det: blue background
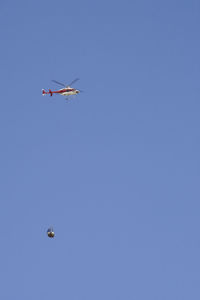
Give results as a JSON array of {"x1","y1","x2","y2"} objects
[{"x1": 0, "y1": 0, "x2": 200, "y2": 299}]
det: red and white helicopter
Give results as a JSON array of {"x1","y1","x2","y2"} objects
[{"x1": 42, "y1": 78, "x2": 81, "y2": 99}]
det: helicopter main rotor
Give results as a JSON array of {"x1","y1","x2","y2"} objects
[{"x1": 52, "y1": 78, "x2": 80, "y2": 88}]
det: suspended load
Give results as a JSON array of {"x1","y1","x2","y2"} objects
[{"x1": 47, "y1": 227, "x2": 55, "y2": 238}]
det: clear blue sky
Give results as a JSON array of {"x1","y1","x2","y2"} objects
[{"x1": 0, "y1": 0, "x2": 200, "y2": 299}]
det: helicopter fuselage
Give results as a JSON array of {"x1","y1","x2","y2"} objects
[{"x1": 42, "y1": 87, "x2": 80, "y2": 97}]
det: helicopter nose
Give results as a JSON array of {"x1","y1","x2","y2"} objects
[{"x1": 76, "y1": 90, "x2": 80, "y2": 94}]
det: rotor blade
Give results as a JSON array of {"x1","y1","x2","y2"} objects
[
  {"x1": 68, "y1": 78, "x2": 80, "y2": 87},
  {"x1": 52, "y1": 80, "x2": 66, "y2": 87}
]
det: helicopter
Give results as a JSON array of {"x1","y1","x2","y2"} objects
[
  {"x1": 47, "y1": 227, "x2": 55, "y2": 238},
  {"x1": 42, "y1": 78, "x2": 81, "y2": 99}
]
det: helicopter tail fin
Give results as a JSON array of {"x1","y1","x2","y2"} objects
[
  {"x1": 42, "y1": 89, "x2": 53, "y2": 96},
  {"x1": 42, "y1": 89, "x2": 47, "y2": 95}
]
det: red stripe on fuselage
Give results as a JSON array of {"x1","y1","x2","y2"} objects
[{"x1": 52, "y1": 88, "x2": 75, "y2": 94}]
